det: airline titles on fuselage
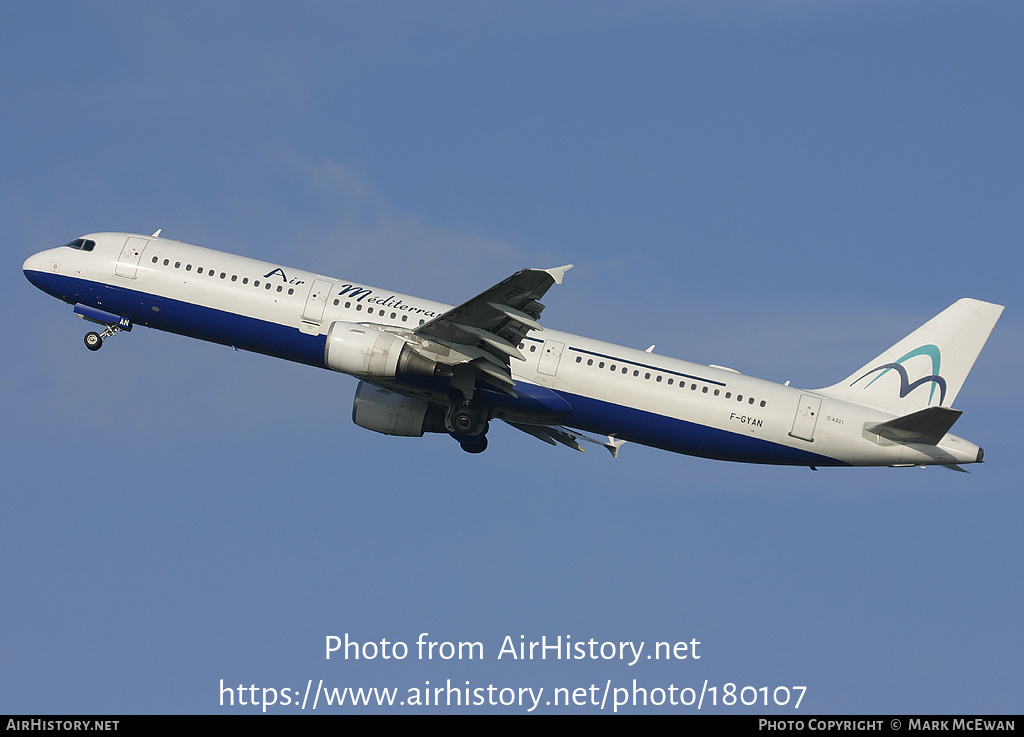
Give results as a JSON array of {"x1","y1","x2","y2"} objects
[{"x1": 261, "y1": 267, "x2": 442, "y2": 318}]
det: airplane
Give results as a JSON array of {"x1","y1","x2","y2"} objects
[{"x1": 23, "y1": 231, "x2": 1003, "y2": 468}]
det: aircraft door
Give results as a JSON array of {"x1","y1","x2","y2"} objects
[
  {"x1": 302, "y1": 279, "x2": 334, "y2": 323},
  {"x1": 538, "y1": 340, "x2": 565, "y2": 376},
  {"x1": 789, "y1": 394, "x2": 821, "y2": 442},
  {"x1": 114, "y1": 237, "x2": 149, "y2": 278}
]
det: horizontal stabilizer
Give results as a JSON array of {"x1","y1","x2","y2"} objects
[{"x1": 866, "y1": 406, "x2": 963, "y2": 445}]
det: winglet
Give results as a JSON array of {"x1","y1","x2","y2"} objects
[{"x1": 544, "y1": 264, "x2": 574, "y2": 285}]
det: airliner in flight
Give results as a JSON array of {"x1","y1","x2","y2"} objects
[{"x1": 23, "y1": 231, "x2": 1003, "y2": 468}]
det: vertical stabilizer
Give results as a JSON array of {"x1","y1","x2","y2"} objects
[{"x1": 816, "y1": 298, "x2": 1003, "y2": 415}]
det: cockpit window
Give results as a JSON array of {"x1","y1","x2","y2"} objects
[{"x1": 63, "y1": 238, "x2": 96, "y2": 252}]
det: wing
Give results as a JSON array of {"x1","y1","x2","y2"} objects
[
  {"x1": 504, "y1": 421, "x2": 626, "y2": 458},
  {"x1": 413, "y1": 265, "x2": 573, "y2": 394}
]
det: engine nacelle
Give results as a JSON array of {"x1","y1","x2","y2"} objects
[
  {"x1": 352, "y1": 381, "x2": 445, "y2": 437},
  {"x1": 324, "y1": 321, "x2": 437, "y2": 378}
]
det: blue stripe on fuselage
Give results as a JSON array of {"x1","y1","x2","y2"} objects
[{"x1": 554, "y1": 390, "x2": 846, "y2": 466}]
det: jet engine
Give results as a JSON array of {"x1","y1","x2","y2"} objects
[
  {"x1": 351, "y1": 381, "x2": 446, "y2": 437},
  {"x1": 325, "y1": 321, "x2": 437, "y2": 378}
]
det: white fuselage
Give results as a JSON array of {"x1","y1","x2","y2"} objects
[{"x1": 23, "y1": 233, "x2": 985, "y2": 467}]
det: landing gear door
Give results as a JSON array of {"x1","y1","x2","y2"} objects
[
  {"x1": 114, "y1": 237, "x2": 149, "y2": 278},
  {"x1": 789, "y1": 394, "x2": 821, "y2": 442},
  {"x1": 301, "y1": 279, "x2": 334, "y2": 328}
]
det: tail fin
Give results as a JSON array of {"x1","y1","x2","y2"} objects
[{"x1": 816, "y1": 298, "x2": 1003, "y2": 415}]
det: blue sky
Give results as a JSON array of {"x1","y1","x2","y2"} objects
[{"x1": 2, "y1": 1, "x2": 1021, "y2": 714}]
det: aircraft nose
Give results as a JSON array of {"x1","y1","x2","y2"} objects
[
  {"x1": 23, "y1": 251, "x2": 46, "y2": 272},
  {"x1": 23, "y1": 251, "x2": 52, "y2": 289}
]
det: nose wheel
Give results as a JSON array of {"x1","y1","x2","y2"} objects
[{"x1": 83, "y1": 323, "x2": 124, "y2": 351}]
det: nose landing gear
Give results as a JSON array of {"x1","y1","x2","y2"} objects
[
  {"x1": 84, "y1": 331, "x2": 103, "y2": 351},
  {"x1": 73, "y1": 305, "x2": 132, "y2": 352},
  {"x1": 82, "y1": 322, "x2": 125, "y2": 351}
]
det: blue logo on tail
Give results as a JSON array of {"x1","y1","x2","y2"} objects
[{"x1": 852, "y1": 344, "x2": 947, "y2": 405}]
